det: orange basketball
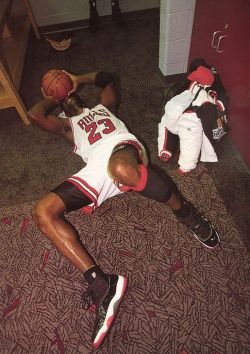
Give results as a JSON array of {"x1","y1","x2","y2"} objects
[{"x1": 42, "y1": 69, "x2": 73, "y2": 101}]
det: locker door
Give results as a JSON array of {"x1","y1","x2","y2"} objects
[{"x1": 189, "y1": 0, "x2": 250, "y2": 167}]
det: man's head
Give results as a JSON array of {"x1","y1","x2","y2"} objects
[
  {"x1": 108, "y1": 144, "x2": 148, "y2": 187},
  {"x1": 108, "y1": 149, "x2": 141, "y2": 187},
  {"x1": 61, "y1": 93, "x2": 86, "y2": 117}
]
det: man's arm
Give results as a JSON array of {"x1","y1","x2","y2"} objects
[
  {"x1": 95, "y1": 72, "x2": 120, "y2": 114},
  {"x1": 28, "y1": 98, "x2": 73, "y2": 143},
  {"x1": 65, "y1": 70, "x2": 120, "y2": 115},
  {"x1": 65, "y1": 71, "x2": 97, "y2": 93}
]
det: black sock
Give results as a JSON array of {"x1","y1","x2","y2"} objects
[
  {"x1": 84, "y1": 265, "x2": 107, "y2": 285},
  {"x1": 174, "y1": 202, "x2": 191, "y2": 218}
]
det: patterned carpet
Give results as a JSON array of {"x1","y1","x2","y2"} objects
[{"x1": 1, "y1": 165, "x2": 250, "y2": 354}]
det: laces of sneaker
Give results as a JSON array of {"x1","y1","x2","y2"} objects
[
  {"x1": 180, "y1": 205, "x2": 212, "y2": 241},
  {"x1": 193, "y1": 217, "x2": 213, "y2": 241}
]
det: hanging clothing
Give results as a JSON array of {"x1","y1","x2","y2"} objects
[{"x1": 158, "y1": 84, "x2": 227, "y2": 172}]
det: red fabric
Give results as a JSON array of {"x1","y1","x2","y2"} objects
[
  {"x1": 130, "y1": 164, "x2": 148, "y2": 192},
  {"x1": 176, "y1": 168, "x2": 189, "y2": 175},
  {"x1": 160, "y1": 150, "x2": 172, "y2": 162},
  {"x1": 187, "y1": 66, "x2": 214, "y2": 86}
]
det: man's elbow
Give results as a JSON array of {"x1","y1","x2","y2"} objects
[{"x1": 27, "y1": 110, "x2": 40, "y2": 125}]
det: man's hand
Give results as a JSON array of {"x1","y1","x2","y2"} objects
[
  {"x1": 62, "y1": 70, "x2": 98, "y2": 96},
  {"x1": 62, "y1": 70, "x2": 78, "y2": 96},
  {"x1": 41, "y1": 87, "x2": 59, "y2": 103}
]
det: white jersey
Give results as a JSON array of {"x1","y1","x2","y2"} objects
[
  {"x1": 68, "y1": 104, "x2": 136, "y2": 163},
  {"x1": 59, "y1": 104, "x2": 146, "y2": 214}
]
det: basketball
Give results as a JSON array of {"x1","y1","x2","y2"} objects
[{"x1": 42, "y1": 69, "x2": 73, "y2": 101}]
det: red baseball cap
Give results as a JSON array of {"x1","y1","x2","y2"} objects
[{"x1": 187, "y1": 66, "x2": 214, "y2": 86}]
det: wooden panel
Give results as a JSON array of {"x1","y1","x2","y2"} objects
[
  {"x1": 0, "y1": 15, "x2": 31, "y2": 89},
  {"x1": 0, "y1": 81, "x2": 13, "y2": 108},
  {"x1": 0, "y1": 0, "x2": 32, "y2": 126},
  {"x1": 0, "y1": 61, "x2": 30, "y2": 125}
]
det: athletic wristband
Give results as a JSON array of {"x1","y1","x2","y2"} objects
[{"x1": 95, "y1": 71, "x2": 115, "y2": 88}]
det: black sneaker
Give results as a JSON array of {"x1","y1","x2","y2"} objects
[
  {"x1": 177, "y1": 202, "x2": 220, "y2": 249},
  {"x1": 83, "y1": 274, "x2": 128, "y2": 349}
]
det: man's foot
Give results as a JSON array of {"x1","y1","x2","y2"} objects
[
  {"x1": 177, "y1": 202, "x2": 220, "y2": 248},
  {"x1": 83, "y1": 274, "x2": 128, "y2": 349}
]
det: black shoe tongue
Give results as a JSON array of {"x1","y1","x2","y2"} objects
[{"x1": 91, "y1": 277, "x2": 109, "y2": 305}]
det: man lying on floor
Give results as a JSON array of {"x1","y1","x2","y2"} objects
[{"x1": 28, "y1": 69, "x2": 220, "y2": 349}]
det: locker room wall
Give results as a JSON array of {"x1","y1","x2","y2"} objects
[{"x1": 11, "y1": 0, "x2": 159, "y2": 27}]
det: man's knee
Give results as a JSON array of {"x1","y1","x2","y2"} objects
[
  {"x1": 139, "y1": 166, "x2": 175, "y2": 203},
  {"x1": 32, "y1": 193, "x2": 65, "y2": 230},
  {"x1": 32, "y1": 202, "x2": 51, "y2": 233}
]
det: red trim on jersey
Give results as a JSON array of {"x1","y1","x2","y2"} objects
[
  {"x1": 113, "y1": 140, "x2": 144, "y2": 163},
  {"x1": 118, "y1": 185, "x2": 132, "y2": 192},
  {"x1": 70, "y1": 176, "x2": 98, "y2": 197},
  {"x1": 176, "y1": 168, "x2": 189, "y2": 175},
  {"x1": 130, "y1": 165, "x2": 148, "y2": 192},
  {"x1": 67, "y1": 176, "x2": 98, "y2": 203},
  {"x1": 163, "y1": 128, "x2": 168, "y2": 150},
  {"x1": 117, "y1": 165, "x2": 148, "y2": 192},
  {"x1": 81, "y1": 205, "x2": 95, "y2": 214}
]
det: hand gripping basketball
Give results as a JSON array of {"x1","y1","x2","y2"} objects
[{"x1": 42, "y1": 69, "x2": 73, "y2": 101}]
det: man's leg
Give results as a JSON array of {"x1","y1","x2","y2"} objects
[
  {"x1": 139, "y1": 166, "x2": 220, "y2": 248},
  {"x1": 32, "y1": 192, "x2": 95, "y2": 272},
  {"x1": 32, "y1": 185, "x2": 127, "y2": 349},
  {"x1": 108, "y1": 148, "x2": 220, "y2": 248}
]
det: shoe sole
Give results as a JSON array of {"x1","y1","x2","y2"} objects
[
  {"x1": 192, "y1": 223, "x2": 220, "y2": 249},
  {"x1": 93, "y1": 275, "x2": 128, "y2": 349}
]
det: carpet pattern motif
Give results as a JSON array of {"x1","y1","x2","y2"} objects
[{"x1": 1, "y1": 166, "x2": 249, "y2": 354}]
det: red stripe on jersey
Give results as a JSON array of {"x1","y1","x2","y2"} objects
[
  {"x1": 70, "y1": 176, "x2": 98, "y2": 198},
  {"x1": 130, "y1": 164, "x2": 148, "y2": 192},
  {"x1": 114, "y1": 140, "x2": 144, "y2": 163},
  {"x1": 163, "y1": 128, "x2": 168, "y2": 150},
  {"x1": 67, "y1": 177, "x2": 98, "y2": 203},
  {"x1": 119, "y1": 185, "x2": 132, "y2": 192},
  {"x1": 81, "y1": 205, "x2": 95, "y2": 214}
]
